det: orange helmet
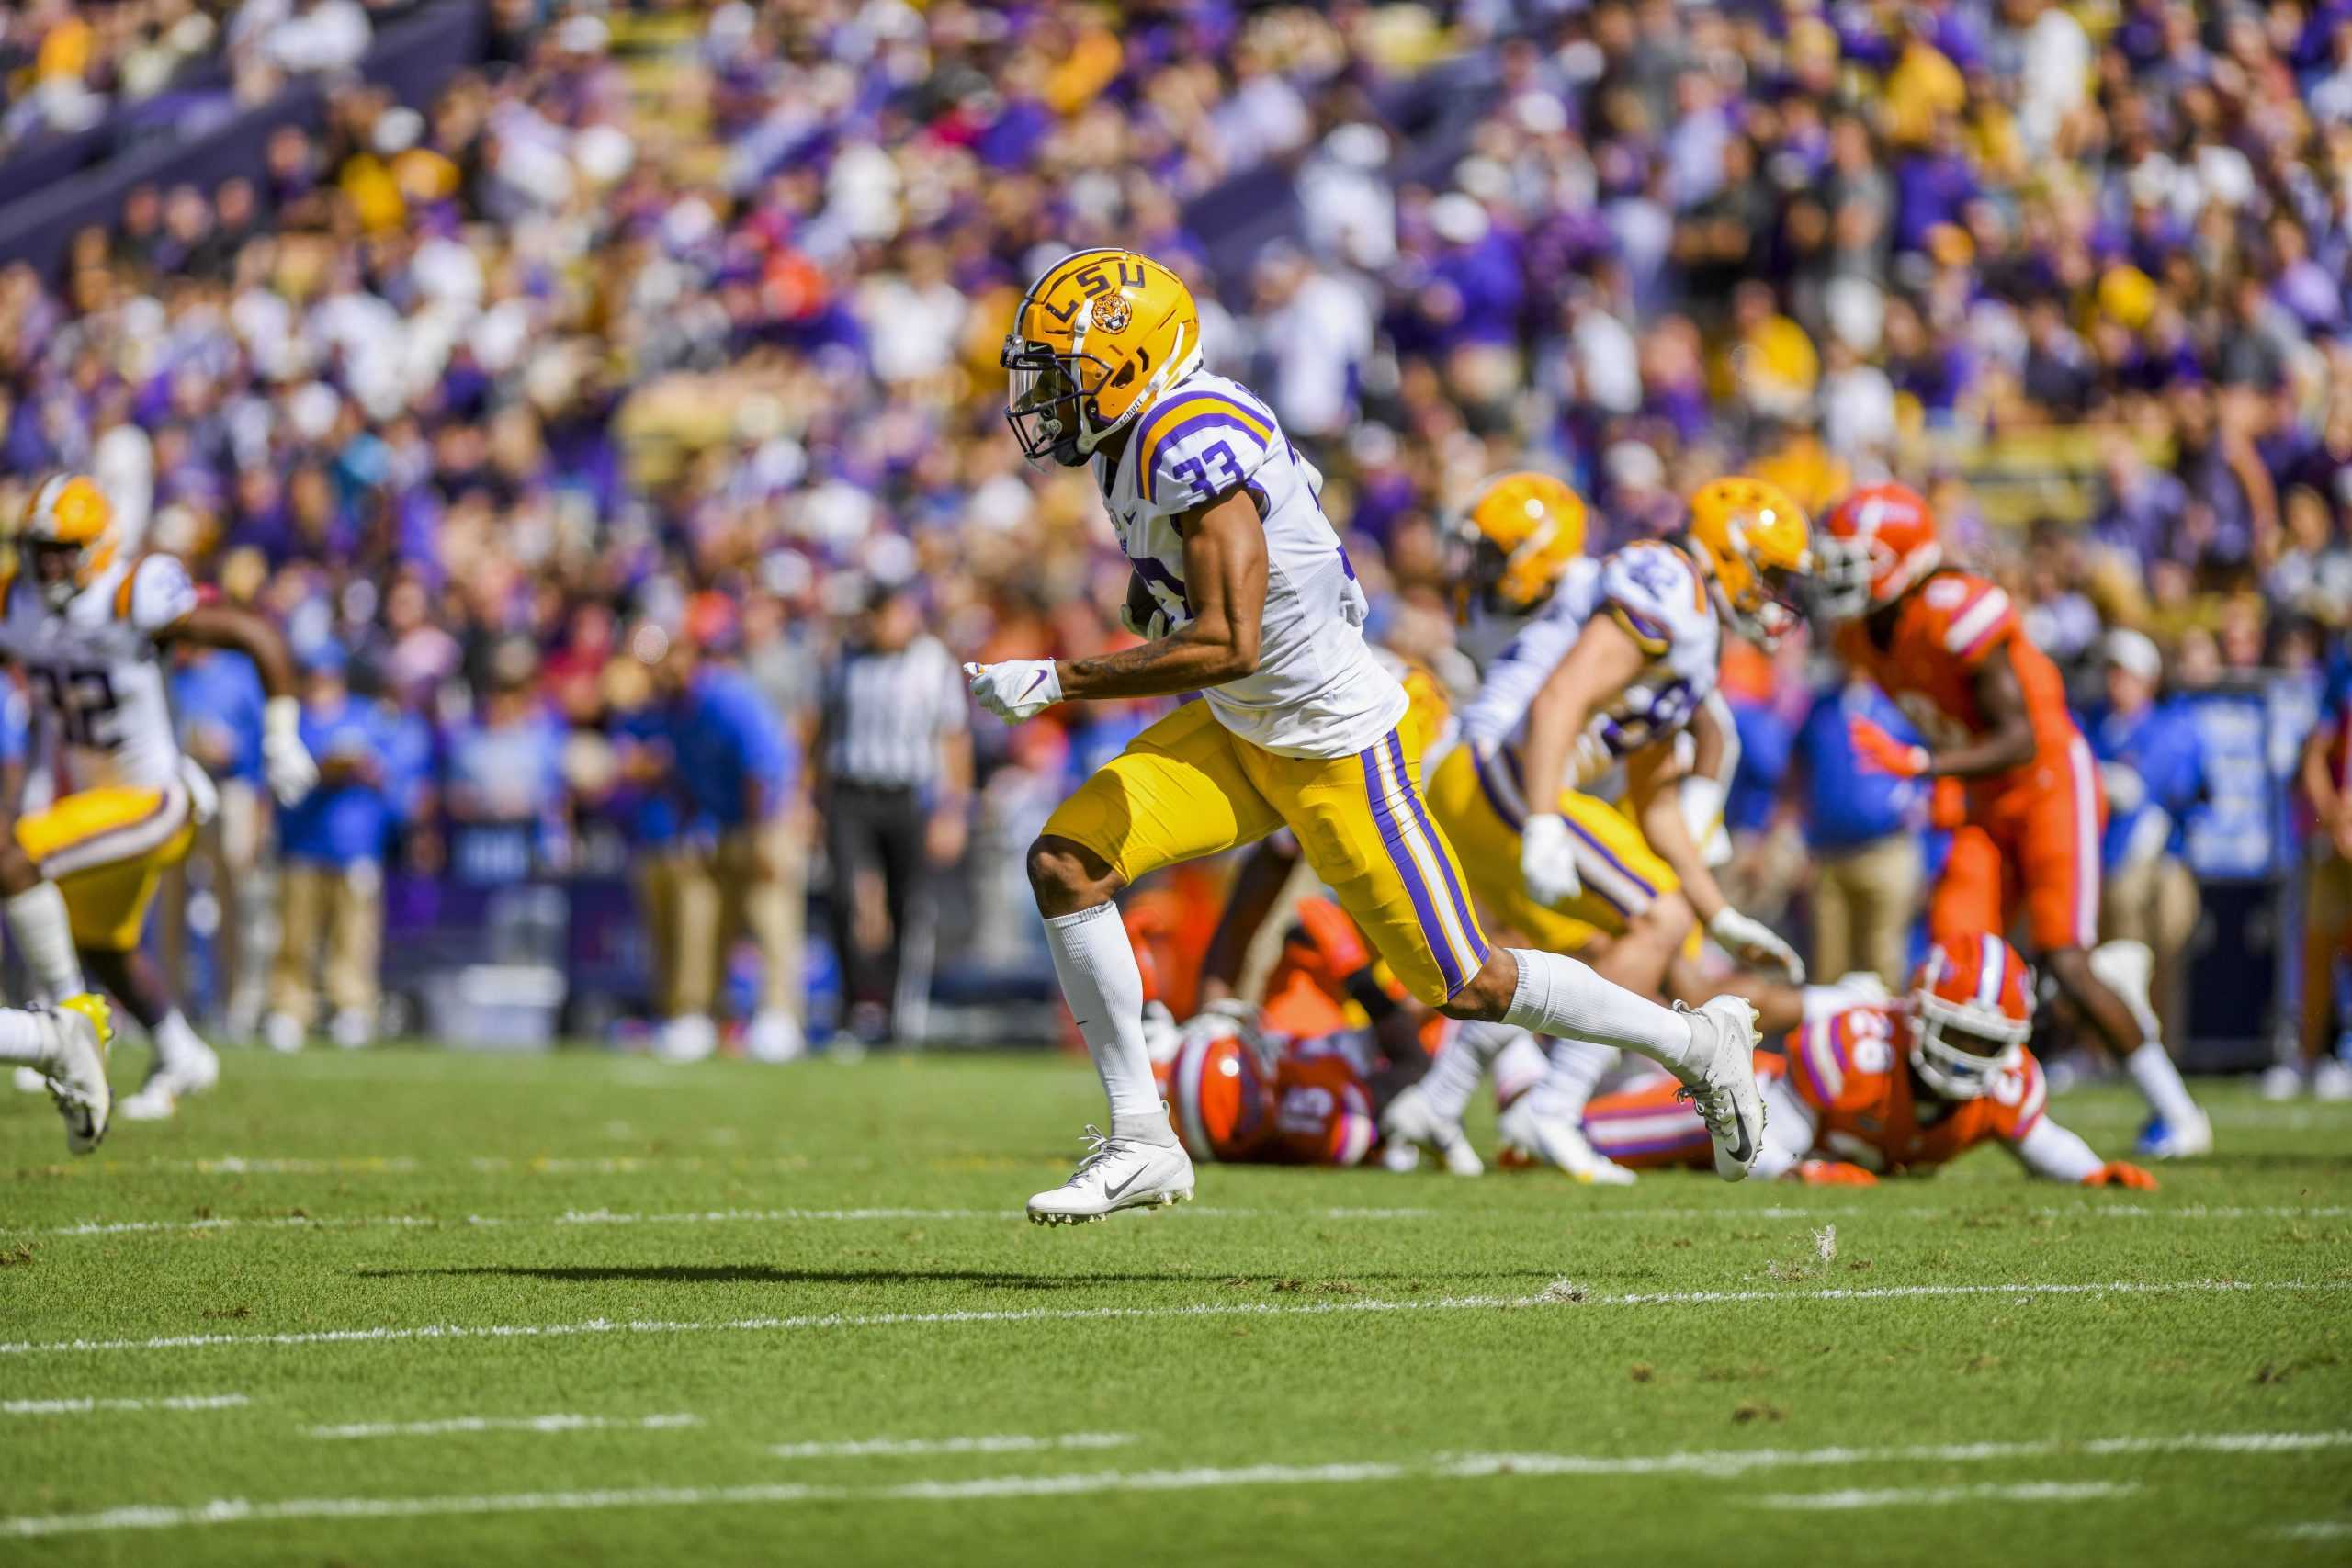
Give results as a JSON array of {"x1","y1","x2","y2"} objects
[
  {"x1": 1907, "y1": 931, "x2": 2034, "y2": 1100},
  {"x1": 1002, "y1": 249, "x2": 1202, "y2": 468},
  {"x1": 1818, "y1": 482, "x2": 1940, "y2": 618},
  {"x1": 1165, "y1": 1024, "x2": 1275, "y2": 1161},
  {"x1": 21, "y1": 474, "x2": 117, "y2": 610}
]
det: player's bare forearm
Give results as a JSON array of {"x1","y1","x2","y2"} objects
[
  {"x1": 164, "y1": 604, "x2": 298, "y2": 700},
  {"x1": 1056, "y1": 626, "x2": 1257, "y2": 701},
  {"x1": 1519, "y1": 617, "x2": 1644, "y2": 815},
  {"x1": 1057, "y1": 490, "x2": 1266, "y2": 702},
  {"x1": 1635, "y1": 773, "x2": 1728, "y2": 923},
  {"x1": 1197, "y1": 834, "x2": 1302, "y2": 1003},
  {"x1": 1926, "y1": 650, "x2": 2038, "y2": 779}
]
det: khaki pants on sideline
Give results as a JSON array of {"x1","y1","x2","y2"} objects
[
  {"x1": 270, "y1": 859, "x2": 383, "y2": 1026},
  {"x1": 2101, "y1": 852, "x2": 2201, "y2": 1043},
  {"x1": 666, "y1": 821, "x2": 805, "y2": 1021},
  {"x1": 636, "y1": 848, "x2": 713, "y2": 1021},
  {"x1": 1811, "y1": 833, "x2": 1923, "y2": 988}
]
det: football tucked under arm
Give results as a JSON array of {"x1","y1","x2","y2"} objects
[{"x1": 1120, "y1": 570, "x2": 1170, "y2": 639}]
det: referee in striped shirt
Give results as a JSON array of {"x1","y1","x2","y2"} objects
[{"x1": 816, "y1": 581, "x2": 972, "y2": 1045}]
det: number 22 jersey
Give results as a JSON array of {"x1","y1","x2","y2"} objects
[
  {"x1": 1099, "y1": 369, "x2": 1407, "y2": 760},
  {"x1": 0, "y1": 553, "x2": 198, "y2": 794}
]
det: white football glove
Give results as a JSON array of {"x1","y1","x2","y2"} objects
[
  {"x1": 261, "y1": 695, "x2": 319, "y2": 807},
  {"x1": 1520, "y1": 813, "x2": 1585, "y2": 908},
  {"x1": 1708, "y1": 907, "x2": 1807, "y2": 983},
  {"x1": 964, "y1": 660, "x2": 1063, "y2": 722}
]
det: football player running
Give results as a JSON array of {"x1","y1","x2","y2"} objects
[
  {"x1": 1389, "y1": 474, "x2": 1815, "y2": 1183},
  {"x1": 1579, "y1": 931, "x2": 2157, "y2": 1189},
  {"x1": 968, "y1": 250, "x2": 1770, "y2": 1224},
  {"x1": 1816, "y1": 482, "x2": 2210, "y2": 1157},
  {"x1": 0, "y1": 476, "x2": 317, "y2": 1120}
]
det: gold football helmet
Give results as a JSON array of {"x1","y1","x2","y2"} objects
[{"x1": 1002, "y1": 249, "x2": 1202, "y2": 468}]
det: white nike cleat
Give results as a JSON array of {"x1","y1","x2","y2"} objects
[
  {"x1": 117, "y1": 1037, "x2": 220, "y2": 1123},
  {"x1": 1026, "y1": 1125, "x2": 1194, "y2": 1225},
  {"x1": 1380, "y1": 1082, "x2": 1485, "y2": 1177},
  {"x1": 1496, "y1": 1090, "x2": 1634, "y2": 1185},
  {"x1": 1677, "y1": 995, "x2": 1766, "y2": 1181},
  {"x1": 45, "y1": 994, "x2": 114, "y2": 1154}
]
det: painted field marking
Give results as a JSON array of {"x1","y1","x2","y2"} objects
[
  {"x1": 1, "y1": 1428, "x2": 2340, "y2": 1540},
  {"x1": 2278, "y1": 1522, "x2": 2352, "y2": 1540},
  {"x1": 1, "y1": 1394, "x2": 248, "y2": 1417},
  {"x1": 1, "y1": 1279, "x2": 2341, "y2": 1359},
  {"x1": 18, "y1": 1201, "x2": 2340, "y2": 1242},
  {"x1": 1751, "y1": 1481, "x2": 2140, "y2": 1511},
  {"x1": 307, "y1": 1414, "x2": 701, "y2": 1440},
  {"x1": 771, "y1": 1433, "x2": 1136, "y2": 1461}
]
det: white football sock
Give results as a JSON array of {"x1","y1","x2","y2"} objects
[
  {"x1": 0, "y1": 1009, "x2": 52, "y2": 1067},
  {"x1": 154, "y1": 1010, "x2": 210, "y2": 1072},
  {"x1": 1493, "y1": 1033, "x2": 1550, "y2": 1104},
  {"x1": 5, "y1": 883, "x2": 83, "y2": 1001},
  {"x1": 1043, "y1": 901, "x2": 1172, "y2": 1145},
  {"x1": 1501, "y1": 947, "x2": 1700, "y2": 1077},
  {"x1": 1421, "y1": 1020, "x2": 1519, "y2": 1122},
  {"x1": 2126, "y1": 1043, "x2": 2202, "y2": 1128},
  {"x1": 1537, "y1": 1036, "x2": 1620, "y2": 1118}
]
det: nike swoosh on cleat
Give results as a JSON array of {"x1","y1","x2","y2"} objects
[{"x1": 1103, "y1": 1168, "x2": 1147, "y2": 1200}]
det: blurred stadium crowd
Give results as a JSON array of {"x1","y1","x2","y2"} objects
[{"x1": 1, "y1": 0, "x2": 2350, "y2": 1069}]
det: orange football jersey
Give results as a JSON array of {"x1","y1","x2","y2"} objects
[
  {"x1": 1269, "y1": 1040, "x2": 1380, "y2": 1167},
  {"x1": 1834, "y1": 570, "x2": 2077, "y2": 773},
  {"x1": 1785, "y1": 1004, "x2": 2048, "y2": 1173}
]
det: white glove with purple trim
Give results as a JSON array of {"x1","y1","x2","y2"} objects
[{"x1": 965, "y1": 660, "x2": 1063, "y2": 723}]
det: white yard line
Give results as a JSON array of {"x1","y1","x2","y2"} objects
[
  {"x1": 771, "y1": 1433, "x2": 1136, "y2": 1460},
  {"x1": 1, "y1": 1394, "x2": 248, "y2": 1416},
  {"x1": 2, "y1": 1428, "x2": 2339, "y2": 1540},
  {"x1": 306, "y1": 1413, "x2": 702, "y2": 1440},
  {"x1": 0, "y1": 1279, "x2": 2339, "y2": 1359},
  {"x1": 2278, "y1": 1522, "x2": 2352, "y2": 1540},
  {"x1": 1750, "y1": 1481, "x2": 2140, "y2": 1511},
  {"x1": 19, "y1": 1201, "x2": 2340, "y2": 1241}
]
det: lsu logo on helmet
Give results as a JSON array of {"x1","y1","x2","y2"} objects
[
  {"x1": 1002, "y1": 249, "x2": 1202, "y2": 468},
  {"x1": 1686, "y1": 475, "x2": 1813, "y2": 648}
]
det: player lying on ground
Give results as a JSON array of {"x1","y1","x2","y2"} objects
[
  {"x1": 1, "y1": 476, "x2": 317, "y2": 1120},
  {"x1": 967, "y1": 249, "x2": 1770, "y2": 1224},
  {"x1": 1816, "y1": 482, "x2": 2209, "y2": 1158},
  {"x1": 1577, "y1": 931, "x2": 2156, "y2": 1188},
  {"x1": 1390, "y1": 474, "x2": 1815, "y2": 1183},
  {"x1": 1152, "y1": 890, "x2": 1418, "y2": 1168}
]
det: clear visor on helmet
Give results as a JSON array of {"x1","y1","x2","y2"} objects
[
  {"x1": 1001, "y1": 338, "x2": 1109, "y2": 466},
  {"x1": 1909, "y1": 992, "x2": 2030, "y2": 1100},
  {"x1": 1721, "y1": 559, "x2": 1810, "y2": 648}
]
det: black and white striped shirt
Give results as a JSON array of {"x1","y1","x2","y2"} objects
[{"x1": 820, "y1": 634, "x2": 967, "y2": 788}]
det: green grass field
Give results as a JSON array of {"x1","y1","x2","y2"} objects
[{"x1": 1, "y1": 1045, "x2": 2347, "y2": 1566}]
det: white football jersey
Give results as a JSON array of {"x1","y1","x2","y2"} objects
[
  {"x1": 0, "y1": 554, "x2": 198, "y2": 793},
  {"x1": 1454, "y1": 539, "x2": 1721, "y2": 793},
  {"x1": 1099, "y1": 369, "x2": 1406, "y2": 759}
]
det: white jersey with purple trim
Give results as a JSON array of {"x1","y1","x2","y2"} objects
[
  {"x1": 0, "y1": 554, "x2": 197, "y2": 793},
  {"x1": 1453, "y1": 538, "x2": 1720, "y2": 791},
  {"x1": 1099, "y1": 368, "x2": 1407, "y2": 760}
]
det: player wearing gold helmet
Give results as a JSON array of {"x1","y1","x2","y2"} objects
[{"x1": 967, "y1": 254, "x2": 1773, "y2": 1222}]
